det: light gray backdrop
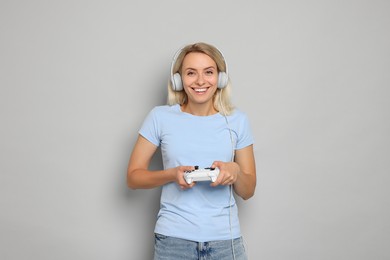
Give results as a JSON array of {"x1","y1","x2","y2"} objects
[{"x1": 1, "y1": 0, "x2": 389, "y2": 259}]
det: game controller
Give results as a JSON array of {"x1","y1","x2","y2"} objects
[{"x1": 184, "y1": 166, "x2": 220, "y2": 184}]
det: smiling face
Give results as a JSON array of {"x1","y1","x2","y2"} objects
[{"x1": 181, "y1": 52, "x2": 219, "y2": 108}]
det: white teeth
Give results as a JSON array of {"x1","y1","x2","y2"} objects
[{"x1": 194, "y1": 88, "x2": 207, "y2": 92}]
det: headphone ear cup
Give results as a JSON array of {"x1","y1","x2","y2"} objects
[
  {"x1": 171, "y1": 73, "x2": 183, "y2": 91},
  {"x1": 218, "y1": 72, "x2": 228, "y2": 89}
]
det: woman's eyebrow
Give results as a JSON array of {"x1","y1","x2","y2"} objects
[{"x1": 183, "y1": 66, "x2": 216, "y2": 71}]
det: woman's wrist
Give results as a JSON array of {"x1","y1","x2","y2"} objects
[
  {"x1": 165, "y1": 167, "x2": 176, "y2": 182},
  {"x1": 230, "y1": 161, "x2": 240, "y2": 176}
]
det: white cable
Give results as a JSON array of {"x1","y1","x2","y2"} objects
[
  {"x1": 219, "y1": 89, "x2": 236, "y2": 260},
  {"x1": 229, "y1": 184, "x2": 235, "y2": 260}
]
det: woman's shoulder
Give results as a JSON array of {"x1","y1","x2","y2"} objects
[
  {"x1": 149, "y1": 104, "x2": 180, "y2": 116},
  {"x1": 229, "y1": 107, "x2": 249, "y2": 119}
]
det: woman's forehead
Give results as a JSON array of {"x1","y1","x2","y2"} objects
[{"x1": 182, "y1": 52, "x2": 217, "y2": 70}]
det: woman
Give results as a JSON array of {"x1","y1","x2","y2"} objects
[{"x1": 127, "y1": 42, "x2": 256, "y2": 259}]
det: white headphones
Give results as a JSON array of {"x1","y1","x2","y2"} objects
[{"x1": 170, "y1": 44, "x2": 229, "y2": 91}]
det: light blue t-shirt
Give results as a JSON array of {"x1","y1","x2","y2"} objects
[{"x1": 139, "y1": 104, "x2": 254, "y2": 242}]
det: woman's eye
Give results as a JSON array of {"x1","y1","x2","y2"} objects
[
  {"x1": 205, "y1": 70, "x2": 214, "y2": 75},
  {"x1": 187, "y1": 71, "x2": 195, "y2": 76}
]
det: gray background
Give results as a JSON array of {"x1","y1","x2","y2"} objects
[{"x1": 1, "y1": 0, "x2": 389, "y2": 259}]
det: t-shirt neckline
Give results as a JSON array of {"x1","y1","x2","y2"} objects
[{"x1": 175, "y1": 104, "x2": 222, "y2": 119}]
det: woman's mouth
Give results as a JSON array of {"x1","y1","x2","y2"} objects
[{"x1": 192, "y1": 87, "x2": 208, "y2": 93}]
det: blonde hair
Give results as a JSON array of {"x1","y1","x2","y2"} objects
[{"x1": 167, "y1": 42, "x2": 234, "y2": 115}]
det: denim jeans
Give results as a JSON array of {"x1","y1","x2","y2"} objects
[{"x1": 153, "y1": 233, "x2": 248, "y2": 260}]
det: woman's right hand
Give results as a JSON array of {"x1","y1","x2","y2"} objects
[{"x1": 171, "y1": 166, "x2": 196, "y2": 190}]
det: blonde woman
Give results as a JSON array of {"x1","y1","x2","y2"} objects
[{"x1": 127, "y1": 42, "x2": 256, "y2": 260}]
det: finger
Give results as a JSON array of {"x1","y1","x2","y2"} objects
[
  {"x1": 180, "y1": 182, "x2": 195, "y2": 190},
  {"x1": 211, "y1": 161, "x2": 221, "y2": 169},
  {"x1": 223, "y1": 180, "x2": 232, "y2": 186},
  {"x1": 222, "y1": 175, "x2": 234, "y2": 186}
]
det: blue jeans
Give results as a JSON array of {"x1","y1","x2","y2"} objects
[{"x1": 153, "y1": 233, "x2": 248, "y2": 260}]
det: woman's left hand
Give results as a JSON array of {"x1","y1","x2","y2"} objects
[{"x1": 210, "y1": 161, "x2": 240, "y2": 187}]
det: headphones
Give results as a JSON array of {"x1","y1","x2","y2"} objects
[{"x1": 170, "y1": 45, "x2": 229, "y2": 91}]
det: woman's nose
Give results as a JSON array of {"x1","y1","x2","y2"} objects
[{"x1": 196, "y1": 74, "x2": 205, "y2": 85}]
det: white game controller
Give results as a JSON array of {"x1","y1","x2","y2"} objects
[{"x1": 184, "y1": 166, "x2": 220, "y2": 184}]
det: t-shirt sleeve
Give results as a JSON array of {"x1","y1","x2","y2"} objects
[
  {"x1": 138, "y1": 108, "x2": 161, "y2": 147},
  {"x1": 235, "y1": 112, "x2": 254, "y2": 150}
]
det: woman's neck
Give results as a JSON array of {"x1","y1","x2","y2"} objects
[{"x1": 181, "y1": 102, "x2": 217, "y2": 116}]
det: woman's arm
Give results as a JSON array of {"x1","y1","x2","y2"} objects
[
  {"x1": 233, "y1": 145, "x2": 256, "y2": 199},
  {"x1": 127, "y1": 135, "x2": 195, "y2": 189},
  {"x1": 211, "y1": 145, "x2": 256, "y2": 200}
]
